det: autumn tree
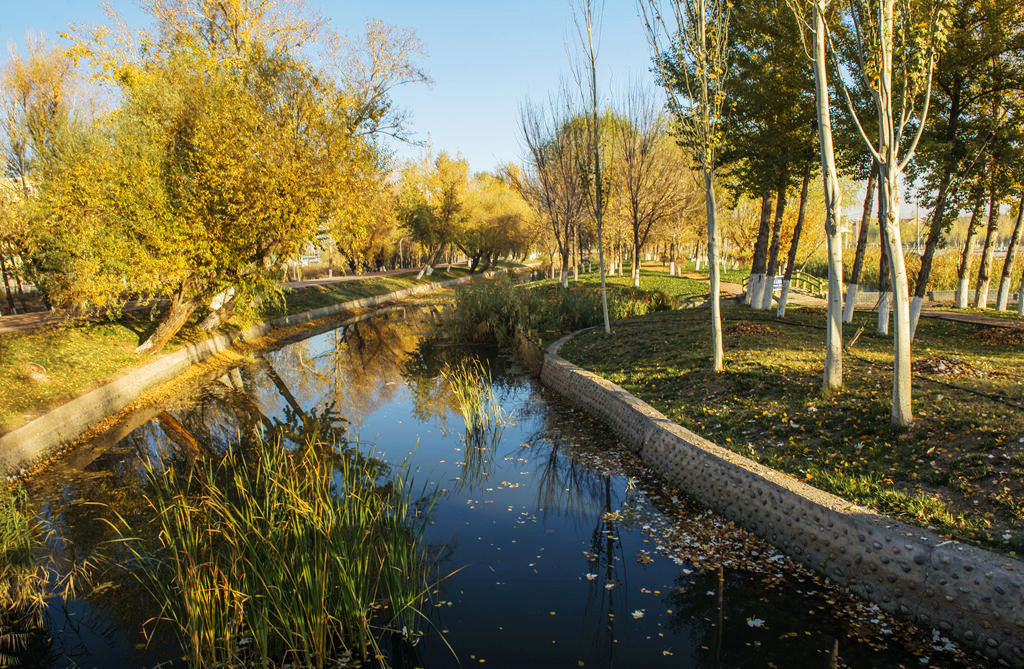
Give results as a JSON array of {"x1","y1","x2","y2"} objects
[
  {"x1": 906, "y1": 0, "x2": 1024, "y2": 328},
  {"x1": 641, "y1": 0, "x2": 732, "y2": 372},
  {"x1": 832, "y1": 0, "x2": 950, "y2": 424},
  {"x1": 519, "y1": 94, "x2": 589, "y2": 288},
  {"x1": 0, "y1": 37, "x2": 81, "y2": 313},
  {"x1": 397, "y1": 151, "x2": 469, "y2": 279},
  {"x1": 612, "y1": 85, "x2": 694, "y2": 288},
  {"x1": 38, "y1": 0, "x2": 427, "y2": 351}
]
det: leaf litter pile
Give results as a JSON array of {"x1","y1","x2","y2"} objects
[{"x1": 911, "y1": 356, "x2": 988, "y2": 378}]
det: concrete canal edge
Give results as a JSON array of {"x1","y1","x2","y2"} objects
[
  {"x1": 0, "y1": 270, "x2": 504, "y2": 478},
  {"x1": 533, "y1": 329, "x2": 1024, "y2": 668}
]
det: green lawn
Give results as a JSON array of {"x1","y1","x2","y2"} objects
[
  {"x1": 0, "y1": 268, "x2": 473, "y2": 431},
  {"x1": 561, "y1": 302, "x2": 1024, "y2": 554}
]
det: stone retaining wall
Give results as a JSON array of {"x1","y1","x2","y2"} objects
[
  {"x1": 539, "y1": 334, "x2": 1024, "y2": 667},
  {"x1": 0, "y1": 271, "x2": 501, "y2": 477}
]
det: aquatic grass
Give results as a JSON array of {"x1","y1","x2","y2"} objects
[
  {"x1": 441, "y1": 359, "x2": 504, "y2": 433},
  {"x1": 441, "y1": 359, "x2": 504, "y2": 491},
  {"x1": 111, "y1": 434, "x2": 440, "y2": 668},
  {"x1": 0, "y1": 484, "x2": 46, "y2": 666}
]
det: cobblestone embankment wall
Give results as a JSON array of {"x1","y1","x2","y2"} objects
[
  {"x1": 0, "y1": 271, "x2": 501, "y2": 477},
  {"x1": 539, "y1": 334, "x2": 1024, "y2": 668}
]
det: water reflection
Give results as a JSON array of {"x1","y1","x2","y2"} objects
[{"x1": 15, "y1": 309, "x2": 989, "y2": 668}]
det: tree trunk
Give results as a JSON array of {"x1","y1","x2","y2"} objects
[
  {"x1": 136, "y1": 289, "x2": 200, "y2": 354},
  {"x1": 1018, "y1": 265, "x2": 1024, "y2": 317},
  {"x1": 844, "y1": 164, "x2": 878, "y2": 322},
  {"x1": 813, "y1": 1, "x2": 843, "y2": 394},
  {"x1": 909, "y1": 169, "x2": 951, "y2": 336},
  {"x1": 973, "y1": 186, "x2": 1000, "y2": 309},
  {"x1": 747, "y1": 192, "x2": 773, "y2": 306},
  {"x1": 778, "y1": 169, "x2": 811, "y2": 318},
  {"x1": 571, "y1": 223, "x2": 579, "y2": 282},
  {"x1": 759, "y1": 182, "x2": 788, "y2": 310},
  {"x1": 198, "y1": 296, "x2": 237, "y2": 332},
  {"x1": 880, "y1": 168, "x2": 913, "y2": 425},
  {"x1": 0, "y1": 251, "x2": 16, "y2": 315},
  {"x1": 996, "y1": 193, "x2": 1024, "y2": 311},
  {"x1": 561, "y1": 245, "x2": 570, "y2": 288},
  {"x1": 878, "y1": 236, "x2": 891, "y2": 335},
  {"x1": 416, "y1": 245, "x2": 445, "y2": 280},
  {"x1": 705, "y1": 169, "x2": 724, "y2": 372},
  {"x1": 632, "y1": 224, "x2": 641, "y2": 288},
  {"x1": 954, "y1": 195, "x2": 984, "y2": 308}
]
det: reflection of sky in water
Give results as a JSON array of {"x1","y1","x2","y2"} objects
[{"x1": 23, "y1": 312, "x2": 982, "y2": 668}]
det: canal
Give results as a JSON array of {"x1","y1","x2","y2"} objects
[{"x1": 15, "y1": 306, "x2": 984, "y2": 668}]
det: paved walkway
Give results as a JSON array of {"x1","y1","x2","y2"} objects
[{"x1": 676, "y1": 270, "x2": 1023, "y2": 329}]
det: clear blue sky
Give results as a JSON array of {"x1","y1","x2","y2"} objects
[{"x1": 1, "y1": 1, "x2": 660, "y2": 174}]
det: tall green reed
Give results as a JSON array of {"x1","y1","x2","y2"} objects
[
  {"x1": 111, "y1": 434, "x2": 439, "y2": 668},
  {"x1": 0, "y1": 484, "x2": 46, "y2": 666},
  {"x1": 440, "y1": 359, "x2": 504, "y2": 491}
]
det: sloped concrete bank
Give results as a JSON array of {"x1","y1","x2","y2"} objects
[
  {"x1": 0, "y1": 270, "x2": 502, "y2": 477},
  {"x1": 538, "y1": 330, "x2": 1024, "y2": 668}
]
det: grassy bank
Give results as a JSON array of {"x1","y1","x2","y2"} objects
[
  {"x1": 0, "y1": 269, "x2": 472, "y2": 431},
  {"x1": 561, "y1": 303, "x2": 1024, "y2": 554}
]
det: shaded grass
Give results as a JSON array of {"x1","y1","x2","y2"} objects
[
  {"x1": 0, "y1": 269, "x2": 472, "y2": 431},
  {"x1": 561, "y1": 303, "x2": 1024, "y2": 553}
]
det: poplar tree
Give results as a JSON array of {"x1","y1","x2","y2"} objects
[{"x1": 641, "y1": 0, "x2": 732, "y2": 372}]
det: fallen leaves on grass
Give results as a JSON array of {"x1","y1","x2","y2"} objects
[
  {"x1": 911, "y1": 356, "x2": 987, "y2": 379},
  {"x1": 725, "y1": 321, "x2": 779, "y2": 337}
]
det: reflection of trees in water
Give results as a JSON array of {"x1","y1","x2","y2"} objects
[{"x1": 266, "y1": 312, "x2": 428, "y2": 428}]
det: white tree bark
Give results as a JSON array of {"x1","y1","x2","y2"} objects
[
  {"x1": 777, "y1": 280, "x2": 792, "y2": 318},
  {"x1": 953, "y1": 278, "x2": 970, "y2": 308},
  {"x1": 842, "y1": 284, "x2": 858, "y2": 322},
  {"x1": 909, "y1": 295, "x2": 924, "y2": 338},
  {"x1": 706, "y1": 169, "x2": 724, "y2": 372},
  {"x1": 812, "y1": 0, "x2": 843, "y2": 393}
]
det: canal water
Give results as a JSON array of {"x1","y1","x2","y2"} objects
[{"x1": 18, "y1": 307, "x2": 986, "y2": 668}]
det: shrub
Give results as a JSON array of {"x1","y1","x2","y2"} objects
[{"x1": 445, "y1": 277, "x2": 678, "y2": 347}]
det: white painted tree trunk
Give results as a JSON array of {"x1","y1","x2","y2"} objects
[
  {"x1": 997, "y1": 276, "x2": 1013, "y2": 312},
  {"x1": 954, "y1": 278, "x2": 969, "y2": 308},
  {"x1": 758, "y1": 273, "x2": 775, "y2": 310},
  {"x1": 878, "y1": 291, "x2": 891, "y2": 334},
  {"x1": 705, "y1": 169, "x2": 724, "y2": 372},
  {"x1": 974, "y1": 280, "x2": 990, "y2": 310},
  {"x1": 909, "y1": 295, "x2": 924, "y2": 339},
  {"x1": 670, "y1": 260, "x2": 676, "y2": 275},
  {"x1": 1019, "y1": 272, "x2": 1024, "y2": 317},
  {"x1": 813, "y1": 0, "x2": 843, "y2": 393},
  {"x1": 843, "y1": 283, "x2": 858, "y2": 322},
  {"x1": 633, "y1": 267, "x2": 640, "y2": 288},
  {"x1": 777, "y1": 280, "x2": 792, "y2": 318}
]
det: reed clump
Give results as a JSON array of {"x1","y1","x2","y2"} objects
[
  {"x1": 440, "y1": 359, "x2": 504, "y2": 490},
  {"x1": 113, "y1": 435, "x2": 438, "y2": 668},
  {"x1": 0, "y1": 485, "x2": 46, "y2": 666}
]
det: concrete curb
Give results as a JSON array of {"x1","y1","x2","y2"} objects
[
  {"x1": 539, "y1": 330, "x2": 1024, "y2": 668},
  {"x1": 0, "y1": 270, "x2": 503, "y2": 477}
]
